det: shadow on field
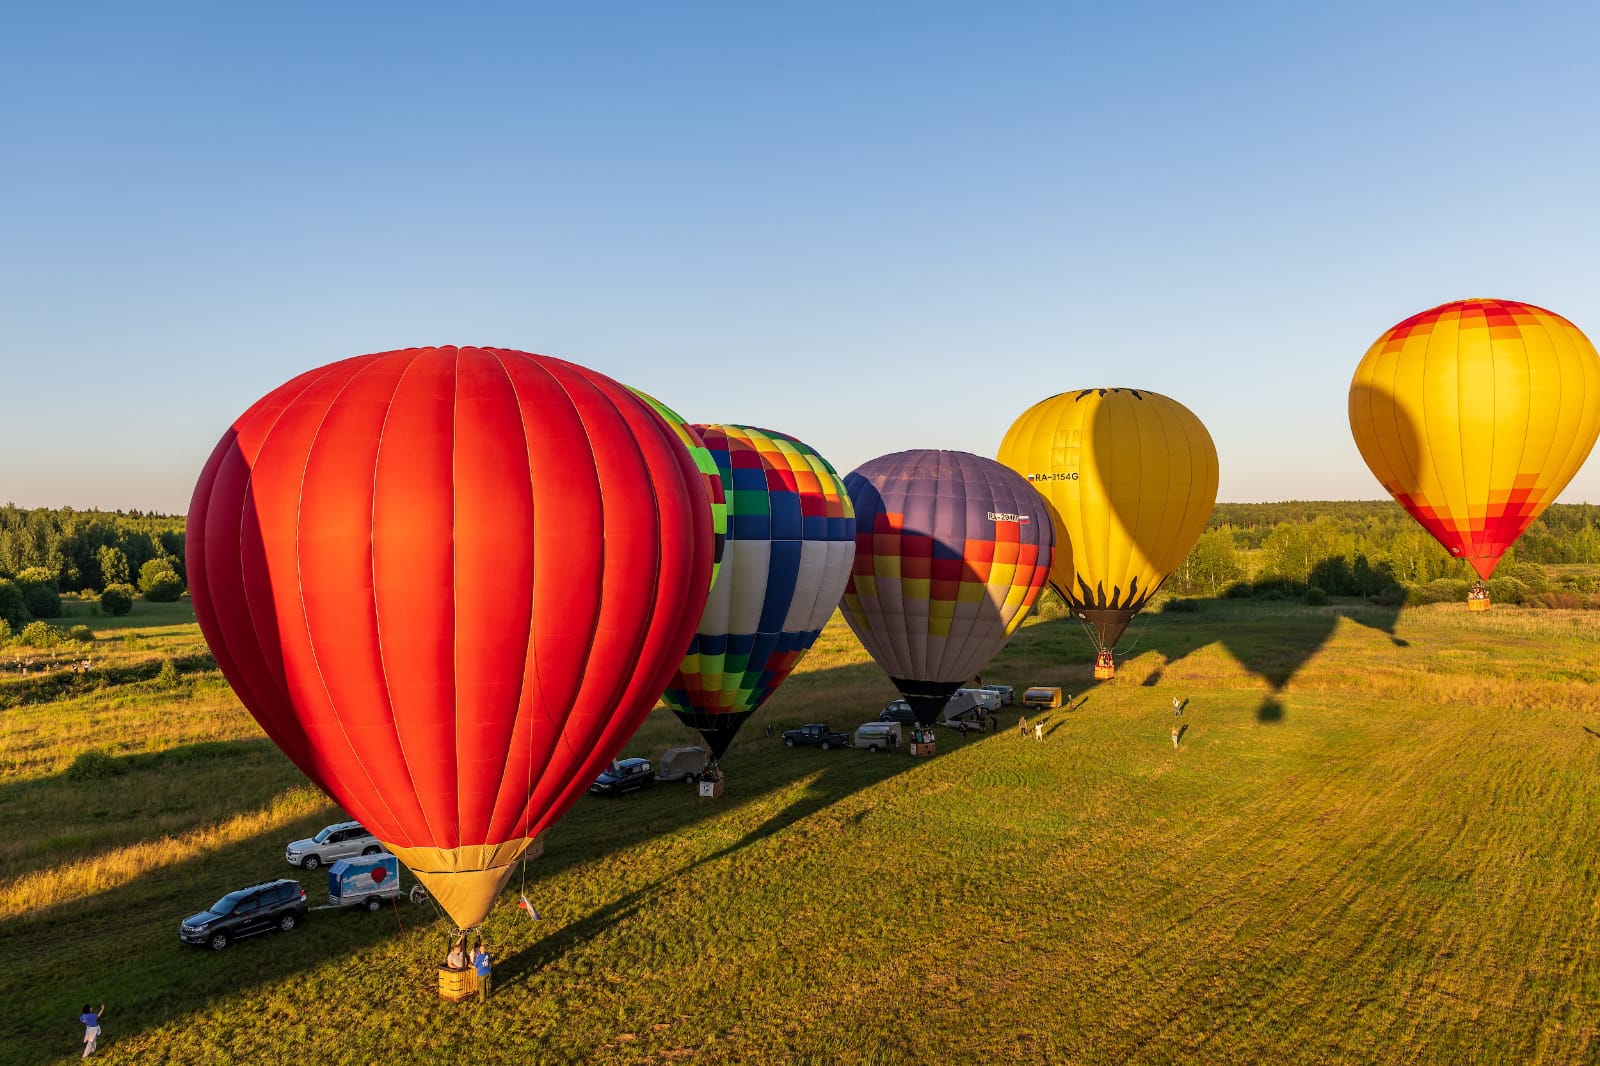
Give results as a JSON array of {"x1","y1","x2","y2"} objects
[{"x1": 1135, "y1": 595, "x2": 1402, "y2": 721}]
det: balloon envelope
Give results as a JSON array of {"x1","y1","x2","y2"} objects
[
  {"x1": 840, "y1": 450, "x2": 1054, "y2": 725},
  {"x1": 998, "y1": 388, "x2": 1218, "y2": 655},
  {"x1": 629, "y1": 388, "x2": 728, "y2": 589},
  {"x1": 187, "y1": 347, "x2": 714, "y2": 929},
  {"x1": 662, "y1": 425, "x2": 855, "y2": 760},
  {"x1": 1349, "y1": 298, "x2": 1600, "y2": 581}
]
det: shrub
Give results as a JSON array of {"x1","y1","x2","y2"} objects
[
  {"x1": 1500, "y1": 563, "x2": 1550, "y2": 594},
  {"x1": 1486, "y1": 576, "x2": 1528, "y2": 605},
  {"x1": 139, "y1": 558, "x2": 185, "y2": 601},
  {"x1": 1223, "y1": 582, "x2": 1256, "y2": 599},
  {"x1": 14, "y1": 567, "x2": 61, "y2": 619},
  {"x1": 68, "y1": 624, "x2": 94, "y2": 643},
  {"x1": 0, "y1": 580, "x2": 25, "y2": 628},
  {"x1": 1371, "y1": 584, "x2": 1407, "y2": 607},
  {"x1": 1162, "y1": 597, "x2": 1201, "y2": 614},
  {"x1": 19, "y1": 621, "x2": 59, "y2": 648},
  {"x1": 1304, "y1": 586, "x2": 1328, "y2": 606},
  {"x1": 1407, "y1": 579, "x2": 1472, "y2": 606},
  {"x1": 1531, "y1": 591, "x2": 1584, "y2": 610},
  {"x1": 141, "y1": 570, "x2": 184, "y2": 602},
  {"x1": 65, "y1": 750, "x2": 127, "y2": 781},
  {"x1": 155, "y1": 658, "x2": 181, "y2": 688},
  {"x1": 99, "y1": 584, "x2": 135, "y2": 616}
]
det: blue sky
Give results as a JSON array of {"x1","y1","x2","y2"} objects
[{"x1": 3, "y1": 2, "x2": 1599, "y2": 513}]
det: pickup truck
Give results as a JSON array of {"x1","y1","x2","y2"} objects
[{"x1": 782, "y1": 724, "x2": 849, "y2": 750}]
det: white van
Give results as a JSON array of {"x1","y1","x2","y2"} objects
[{"x1": 853, "y1": 721, "x2": 902, "y2": 752}]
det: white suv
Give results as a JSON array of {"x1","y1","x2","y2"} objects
[{"x1": 284, "y1": 820, "x2": 381, "y2": 870}]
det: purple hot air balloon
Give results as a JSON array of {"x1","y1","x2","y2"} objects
[{"x1": 840, "y1": 450, "x2": 1055, "y2": 727}]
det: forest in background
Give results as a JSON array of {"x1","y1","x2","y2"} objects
[{"x1": 6, "y1": 498, "x2": 1600, "y2": 632}]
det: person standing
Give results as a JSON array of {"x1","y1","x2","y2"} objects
[
  {"x1": 472, "y1": 942, "x2": 493, "y2": 1002},
  {"x1": 1018, "y1": 715, "x2": 1029, "y2": 739},
  {"x1": 1171, "y1": 724, "x2": 1181, "y2": 748},
  {"x1": 1173, "y1": 697, "x2": 1183, "y2": 716},
  {"x1": 1034, "y1": 720, "x2": 1044, "y2": 742},
  {"x1": 79, "y1": 1004, "x2": 105, "y2": 1058}
]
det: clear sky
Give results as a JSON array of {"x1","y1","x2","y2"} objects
[{"x1": 3, "y1": 2, "x2": 1599, "y2": 513}]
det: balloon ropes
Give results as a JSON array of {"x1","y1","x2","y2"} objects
[
  {"x1": 1350, "y1": 299, "x2": 1600, "y2": 609},
  {"x1": 187, "y1": 347, "x2": 715, "y2": 930},
  {"x1": 660, "y1": 426, "x2": 855, "y2": 767},
  {"x1": 998, "y1": 389, "x2": 1217, "y2": 679},
  {"x1": 840, "y1": 450, "x2": 1054, "y2": 726}
]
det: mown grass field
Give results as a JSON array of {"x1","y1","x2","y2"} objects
[{"x1": 4, "y1": 594, "x2": 1600, "y2": 1065}]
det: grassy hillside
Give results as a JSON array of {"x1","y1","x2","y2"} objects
[{"x1": 3, "y1": 597, "x2": 1600, "y2": 1064}]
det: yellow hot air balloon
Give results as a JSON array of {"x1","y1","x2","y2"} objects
[
  {"x1": 998, "y1": 388, "x2": 1218, "y2": 678},
  {"x1": 1349, "y1": 298, "x2": 1600, "y2": 610}
]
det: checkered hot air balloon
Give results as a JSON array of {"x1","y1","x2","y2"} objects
[
  {"x1": 840, "y1": 450, "x2": 1054, "y2": 727},
  {"x1": 1349, "y1": 298, "x2": 1600, "y2": 609},
  {"x1": 661, "y1": 426, "x2": 855, "y2": 765}
]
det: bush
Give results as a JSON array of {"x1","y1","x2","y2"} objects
[
  {"x1": 14, "y1": 567, "x2": 61, "y2": 619},
  {"x1": 0, "y1": 579, "x2": 25, "y2": 628},
  {"x1": 1304, "y1": 586, "x2": 1328, "y2": 606},
  {"x1": 99, "y1": 584, "x2": 135, "y2": 616},
  {"x1": 1500, "y1": 563, "x2": 1550, "y2": 594},
  {"x1": 65, "y1": 750, "x2": 127, "y2": 780},
  {"x1": 1162, "y1": 597, "x2": 1201, "y2": 614},
  {"x1": 1223, "y1": 582, "x2": 1256, "y2": 599},
  {"x1": 19, "y1": 620, "x2": 59, "y2": 648},
  {"x1": 1406, "y1": 579, "x2": 1472, "y2": 606},
  {"x1": 139, "y1": 558, "x2": 185, "y2": 601},
  {"x1": 1486, "y1": 576, "x2": 1528, "y2": 605},
  {"x1": 68, "y1": 624, "x2": 94, "y2": 643},
  {"x1": 155, "y1": 658, "x2": 181, "y2": 688}
]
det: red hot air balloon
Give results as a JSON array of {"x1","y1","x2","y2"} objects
[{"x1": 187, "y1": 347, "x2": 714, "y2": 930}]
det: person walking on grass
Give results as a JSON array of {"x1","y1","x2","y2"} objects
[
  {"x1": 1171, "y1": 724, "x2": 1181, "y2": 748},
  {"x1": 79, "y1": 1004, "x2": 104, "y2": 1058},
  {"x1": 1173, "y1": 696, "x2": 1183, "y2": 716},
  {"x1": 1018, "y1": 714, "x2": 1029, "y2": 739},
  {"x1": 473, "y1": 940, "x2": 493, "y2": 1002}
]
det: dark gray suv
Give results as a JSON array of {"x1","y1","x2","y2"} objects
[{"x1": 179, "y1": 879, "x2": 308, "y2": 951}]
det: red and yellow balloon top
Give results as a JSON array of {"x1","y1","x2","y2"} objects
[{"x1": 1349, "y1": 299, "x2": 1600, "y2": 581}]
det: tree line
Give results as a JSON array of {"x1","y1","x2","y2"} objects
[
  {"x1": 0, "y1": 505, "x2": 187, "y2": 630},
  {"x1": 1166, "y1": 500, "x2": 1600, "y2": 606}
]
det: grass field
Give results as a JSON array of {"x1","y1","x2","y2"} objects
[{"x1": 4, "y1": 595, "x2": 1600, "y2": 1064}]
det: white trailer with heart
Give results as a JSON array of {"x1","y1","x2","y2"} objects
[{"x1": 326, "y1": 853, "x2": 402, "y2": 912}]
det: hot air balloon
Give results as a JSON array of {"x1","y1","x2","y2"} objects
[
  {"x1": 629, "y1": 388, "x2": 728, "y2": 589},
  {"x1": 998, "y1": 389, "x2": 1218, "y2": 679},
  {"x1": 840, "y1": 450, "x2": 1054, "y2": 727},
  {"x1": 661, "y1": 426, "x2": 855, "y2": 768},
  {"x1": 187, "y1": 347, "x2": 714, "y2": 931},
  {"x1": 1349, "y1": 298, "x2": 1600, "y2": 609}
]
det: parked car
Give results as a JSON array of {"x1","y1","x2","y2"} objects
[
  {"x1": 878, "y1": 700, "x2": 918, "y2": 726},
  {"x1": 782, "y1": 723, "x2": 849, "y2": 749},
  {"x1": 981, "y1": 683, "x2": 1015, "y2": 706},
  {"x1": 285, "y1": 820, "x2": 382, "y2": 870},
  {"x1": 853, "y1": 721, "x2": 902, "y2": 752},
  {"x1": 589, "y1": 757, "x2": 655, "y2": 796},
  {"x1": 179, "y1": 879, "x2": 308, "y2": 951}
]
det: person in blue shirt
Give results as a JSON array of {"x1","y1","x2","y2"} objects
[
  {"x1": 472, "y1": 941, "x2": 492, "y2": 1002},
  {"x1": 79, "y1": 1004, "x2": 105, "y2": 1058}
]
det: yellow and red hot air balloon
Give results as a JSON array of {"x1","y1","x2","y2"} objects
[
  {"x1": 998, "y1": 389, "x2": 1218, "y2": 678},
  {"x1": 1349, "y1": 299, "x2": 1600, "y2": 609}
]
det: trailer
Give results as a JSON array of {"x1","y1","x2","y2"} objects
[{"x1": 326, "y1": 853, "x2": 402, "y2": 912}]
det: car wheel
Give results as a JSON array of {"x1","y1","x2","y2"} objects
[
  {"x1": 366, "y1": 898, "x2": 382, "y2": 913},
  {"x1": 362, "y1": 845, "x2": 381, "y2": 855},
  {"x1": 784, "y1": 738, "x2": 795, "y2": 747},
  {"x1": 869, "y1": 744, "x2": 881, "y2": 753},
  {"x1": 821, "y1": 740, "x2": 831, "y2": 750},
  {"x1": 278, "y1": 913, "x2": 298, "y2": 932},
  {"x1": 209, "y1": 932, "x2": 229, "y2": 951},
  {"x1": 301, "y1": 855, "x2": 321, "y2": 871}
]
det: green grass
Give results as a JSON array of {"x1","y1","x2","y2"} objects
[{"x1": 4, "y1": 598, "x2": 1600, "y2": 1064}]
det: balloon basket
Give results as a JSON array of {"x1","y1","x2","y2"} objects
[
  {"x1": 1093, "y1": 663, "x2": 1115, "y2": 680},
  {"x1": 697, "y1": 776, "x2": 724, "y2": 798},
  {"x1": 438, "y1": 966, "x2": 475, "y2": 1002},
  {"x1": 909, "y1": 741, "x2": 936, "y2": 757},
  {"x1": 1468, "y1": 596, "x2": 1491, "y2": 612}
]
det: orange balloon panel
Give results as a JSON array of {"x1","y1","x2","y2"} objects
[{"x1": 1349, "y1": 299, "x2": 1600, "y2": 580}]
